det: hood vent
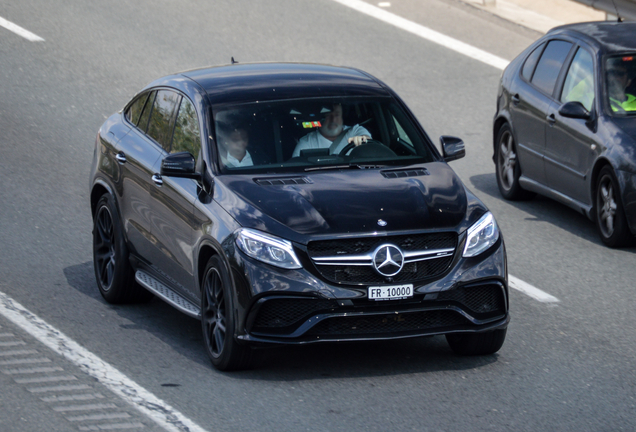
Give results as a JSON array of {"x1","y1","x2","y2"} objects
[
  {"x1": 255, "y1": 177, "x2": 312, "y2": 186},
  {"x1": 381, "y1": 168, "x2": 429, "y2": 179}
]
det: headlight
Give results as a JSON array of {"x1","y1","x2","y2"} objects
[
  {"x1": 463, "y1": 212, "x2": 500, "y2": 257},
  {"x1": 236, "y1": 228, "x2": 302, "y2": 269}
]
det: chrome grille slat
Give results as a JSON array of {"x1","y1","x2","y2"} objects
[{"x1": 307, "y1": 233, "x2": 457, "y2": 284}]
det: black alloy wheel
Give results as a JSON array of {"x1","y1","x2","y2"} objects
[
  {"x1": 495, "y1": 124, "x2": 534, "y2": 200},
  {"x1": 595, "y1": 166, "x2": 632, "y2": 247},
  {"x1": 446, "y1": 328, "x2": 507, "y2": 356},
  {"x1": 92, "y1": 194, "x2": 152, "y2": 303},
  {"x1": 201, "y1": 255, "x2": 251, "y2": 371}
]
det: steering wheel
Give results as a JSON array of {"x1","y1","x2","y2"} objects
[{"x1": 339, "y1": 139, "x2": 396, "y2": 157}]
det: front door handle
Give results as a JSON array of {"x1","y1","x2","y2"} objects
[
  {"x1": 151, "y1": 174, "x2": 163, "y2": 186},
  {"x1": 546, "y1": 114, "x2": 556, "y2": 125},
  {"x1": 115, "y1": 152, "x2": 126, "y2": 164}
]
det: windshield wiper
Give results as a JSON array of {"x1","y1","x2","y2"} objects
[{"x1": 304, "y1": 164, "x2": 386, "y2": 172}]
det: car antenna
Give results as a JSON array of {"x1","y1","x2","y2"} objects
[
  {"x1": 231, "y1": 57, "x2": 238, "y2": 64},
  {"x1": 610, "y1": 0, "x2": 624, "y2": 22}
]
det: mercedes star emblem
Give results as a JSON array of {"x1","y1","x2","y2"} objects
[{"x1": 372, "y1": 244, "x2": 404, "y2": 277}]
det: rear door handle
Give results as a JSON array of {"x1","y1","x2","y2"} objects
[
  {"x1": 151, "y1": 174, "x2": 163, "y2": 186},
  {"x1": 511, "y1": 94, "x2": 520, "y2": 105},
  {"x1": 115, "y1": 152, "x2": 126, "y2": 164}
]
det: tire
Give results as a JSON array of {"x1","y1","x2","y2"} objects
[
  {"x1": 495, "y1": 124, "x2": 535, "y2": 200},
  {"x1": 201, "y1": 255, "x2": 252, "y2": 371},
  {"x1": 595, "y1": 166, "x2": 632, "y2": 248},
  {"x1": 446, "y1": 328, "x2": 507, "y2": 356},
  {"x1": 92, "y1": 194, "x2": 153, "y2": 304}
]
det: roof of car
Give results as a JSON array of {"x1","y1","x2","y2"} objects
[
  {"x1": 178, "y1": 62, "x2": 392, "y2": 105},
  {"x1": 549, "y1": 21, "x2": 636, "y2": 53}
]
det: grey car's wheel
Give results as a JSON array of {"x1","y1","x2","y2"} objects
[
  {"x1": 595, "y1": 166, "x2": 632, "y2": 247},
  {"x1": 446, "y1": 328, "x2": 507, "y2": 356},
  {"x1": 201, "y1": 255, "x2": 252, "y2": 371},
  {"x1": 93, "y1": 194, "x2": 153, "y2": 304},
  {"x1": 495, "y1": 124, "x2": 534, "y2": 200}
]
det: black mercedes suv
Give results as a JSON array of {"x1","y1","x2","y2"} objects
[{"x1": 90, "y1": 63, "x2": 509, "y2": 370}]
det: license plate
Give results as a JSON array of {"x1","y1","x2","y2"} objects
[{"x1": 368, "y1": 284, "x2": 413, "y2": 301}]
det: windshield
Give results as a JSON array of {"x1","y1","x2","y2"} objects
[
  {"x1": 606, "y1": 54, "x2": 636, "y2": 116},
  {"x1": 212, "y1": 97, "x2": 437, "y2": 173}
]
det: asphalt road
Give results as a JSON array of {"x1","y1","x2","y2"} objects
[{"x1": 1, "y1": 0, "x2": 635, "y2": 431}]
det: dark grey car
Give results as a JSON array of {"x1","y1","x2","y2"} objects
[{"x1": 493, "y1": 21, "x2": 636, "y2": 247}]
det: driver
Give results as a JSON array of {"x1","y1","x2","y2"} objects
[
  {"x1": 292, "y1": 103, "x2": 371, "y2": 157},
  {"x1": 607, "y1": 57, "x2": 636, "y2": 112}
]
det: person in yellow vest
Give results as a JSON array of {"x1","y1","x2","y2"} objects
[{"x1": 607, "y1": 57, "x2": 636, "y2": 113}]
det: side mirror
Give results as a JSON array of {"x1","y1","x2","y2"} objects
[
  {"x1": 440, "y1": 136, "x2": 465, "y2": 162},
  {"x1": 559, "y1": 101, "x2": 591, "y2": 120},
  {"x1": 161, "y1": 152, "x2": 200, "y2": 179}
]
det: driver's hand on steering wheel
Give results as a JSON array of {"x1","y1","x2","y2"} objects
[{"x1": 347, "y1": 135, "x2": 370, "y2": 146}]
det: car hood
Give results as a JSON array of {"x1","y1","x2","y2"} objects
[{"x1": 213, "y1": 162, "x2": 471, "y2": 243}]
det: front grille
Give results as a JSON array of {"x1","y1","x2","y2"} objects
[
  {"x1": 252, "y1": 298, "x2": 338, "y2": 329},
  {"x1": 307, "y1": 233, "x2": 457, "y2": 284},
  {"x1": 317, "y1": 258, "x2": 453, "y2": 284},
  {"x1": 437, "y1": 283, "x2": 505, "y2": 316},
  {"x1": 306, "y1": 310, "x2": 467, "y2": 336}
]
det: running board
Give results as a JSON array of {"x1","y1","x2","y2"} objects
[{"x1": 135, "y1": 270, "x2": 201, "y2": 319}]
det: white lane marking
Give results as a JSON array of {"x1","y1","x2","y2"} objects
[
  {"x1": 28, "y1": 384, "x2": 92, "y2": 393},
  {"x1": 0, "y1": 341, "x2": 26, "y2": 347},
  {"x1": 15, "y1": 375, "x2": 77, "y2": 384},
  {"x1": 0, "y1": 357, "x2": 51, "y2": 366},
  {"x1": 79, "y1": 422, "x2": 145, "y2": 431},
  {"x1": 0, "y1": 349, "x2": 38, "y2": 357},
  {"x1": 330, "y1": 0, "x2": 509, "y2": 70},
  {"x1": 3, "y1": 366, "x2": 64, "y2": 374},
  {"x1": 509, "y1": 275, "x2": 559, "y2": 303},
  {"x1": 41, "y1": 393, "x2": 105, "y2": 403},
  {"x1": 67, "y1": 413, "x2": 131, "y2": 422},
  {"x1": 0, "y1": 290, "x2": 208, "y2": 432},
  {"x1": 53, "y1": 403, "x2": 118, "y2": 412},
  {"x1": 0, "y1": 16, "x2": 45, "y2": 42}
]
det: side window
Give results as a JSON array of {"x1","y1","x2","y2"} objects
[
  {"x1": 521, "y1": 43, "x2": 545, "y2": 81},
  {"x1": 172, "y1": 97, "x2": 201, "y2": 161},
  {"x1": 531, "y1": 40, "x2": 573, "y2": 96},
  {"x1": 146, "y1": 90, "x2": 181, "y2": 151},
  {"x1": 125, "y1": 93, "x2": 150, "y2": 126},
  {"x1": 137, "y1": 91, "x2": 156, "y2": 133},
  {"x1": 561, "y1": 48, "x2": 595, "y2": 111}
]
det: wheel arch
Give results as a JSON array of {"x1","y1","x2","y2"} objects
[
  {"x1": 590, "y1": 157, "x2": 614, "y2": 214},
  {"x1": 90, "y1": 180, "x2": 114, "y2": 219},
  {"x1": 493, "y1": 116, "x2": 510, "y2": 163}
]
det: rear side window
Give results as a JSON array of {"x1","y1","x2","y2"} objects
[
  {"x1": 146, "y1": 90, "x2": 181, "y2": 151},
  {"x1": 172, "y1": 97, "x2": 201, "y2": 162},
  {"x1": 137, "y1": 91, "x2": 156, "y2": 133},
  {"x1": 531, "y1": 40, "x2": 573, "y2": 96},
  {"x1": 521, "y1": 43, "x2": 545, "y2": 81},
  {"x1": 125, "y1": 93, "x2": 150, "y2": 126}
]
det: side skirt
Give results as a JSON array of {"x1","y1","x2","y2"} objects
[{"x1": 519, "y1": 176, "x2": 593, "y2": 220}]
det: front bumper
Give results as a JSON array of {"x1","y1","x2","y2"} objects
[{"x1": 227, "y1": 234, "x2": 508, "y2": 345}]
